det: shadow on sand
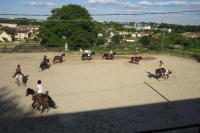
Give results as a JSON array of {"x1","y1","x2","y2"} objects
[
  {"x1": 0, "y1": 86, "x2": 200, "y2": 133},
  {"x1": 146, "y1": 71, "x2": 159, "y2": 80}
]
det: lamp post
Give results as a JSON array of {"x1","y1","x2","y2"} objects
[{"x1": 161, "y1": 30, "x2": 165, "y2": 49}]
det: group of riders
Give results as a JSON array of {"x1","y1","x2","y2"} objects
[
  {"x1": 13, "y1": 55, "x2": 55, "y2": 111},
  {"x1": 12, "y1": 51, "x2": 171, "y2": 112}
]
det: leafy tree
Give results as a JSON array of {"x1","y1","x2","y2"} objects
[
  {"x1": 96, "y1": 37, "x2": 106, "y2": 46},
  {"x1": 111, "y1": 34, "x2": 123, "y2": 45},
  {"x1": 39, "y1": 4, "x2": 98, "y2": 50},
  {"x1": 139, "y1": 36, "x2": 152, "y2": 48}
]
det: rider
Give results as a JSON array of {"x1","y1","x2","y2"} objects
[
  {"x1": 84, "y1": 49, "x2": 91, "y2": 57},
  {"x1": 13, "y1": 65, "x2": 24, "y2": 78},
  {"x1": 35, "y1": 80, "x2": 57, "y2": 108},
  {"x1": 43, "y1": 55, "x2": 49, "y2": 68},
  {"x1": 33, "y1": 80, "x2": 45, "y2": 101},
  {"x1": 159, "y1": 60, "x2": 165, "y2": 75},
  {"x1": 109, "y1": 49, "x2": 113, "y2": 55}
]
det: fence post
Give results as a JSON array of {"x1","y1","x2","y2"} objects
[
  {"x1": 183, "y1": 48, "x2": 185, "y2": 56},
  {"x1": 4, "y1": 45, "x2": 6, "y2": 53},
  {"x1": 170, "y1": 48, "x2": 172, "y2": 55},
  {"x1": 195, "y1": 48, "x2": 197, "y2": 57}
]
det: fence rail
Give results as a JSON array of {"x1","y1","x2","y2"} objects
[
  {"x1": 0, "y1": 44, "x2": 65, "y2": 52},
  {"x1": 1, "y1": 45, "x2": 200, "y2": 59}
]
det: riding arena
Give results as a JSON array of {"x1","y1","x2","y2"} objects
[{"x1": 0, "y1": 52, "x2": 199, "y2": 133}]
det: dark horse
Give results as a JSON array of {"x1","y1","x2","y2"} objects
[
  {"x1": 22, "y1": 75, "x2": 29, "y2": 87},
  {"x1": 155, "y1": 68, "x2": 172, "y2": 79},
  {"x1": 82, "y1": 52, "x2": 95, "y2": 60},
  {"x1": 53, "y1": 53, "x2": 65, "y2": 64},
  {"x1": 40, "y1": 59, "x2": 50, "y2": 71},
  {"x1": 130, "y1": 56, "x2": 142, "y2": 64},
  {"x1": 25, "y1": 88, "x2": 56, "y2": 112},
  {"x1": 103, "y1": 52, "x2": 116, "y2": 60}
]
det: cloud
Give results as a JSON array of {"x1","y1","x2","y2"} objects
[
  {"x1": 20, "y1": 2, "x2": 58, "y2": 8},
  {"x1": 87, "y1": 0, "x2": 200, "y2": 9},
  {"x1": 88, "y1": 0, "x2": 115, "y2": 4},
  {"x1": 87, "y1": 0, "x2": 143, "y2": 9}
]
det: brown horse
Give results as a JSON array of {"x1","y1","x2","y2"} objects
[
  {"x1": 103, "y1": 52, "x2": 116, "y2": 60},
  {"x1": 155, "y1": 68, "x2": 172, "y2": 79},
  {"x1": 130, "y1": 56, "x2": 142, "y2": 64},
  {"x1": 53, "y1": 53, "x2": 65, "y2": 64},
  {"x1": 25, "y1": 88, "x2": 50, "y2": 112}
]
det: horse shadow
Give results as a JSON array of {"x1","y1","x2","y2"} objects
[{"x1": 146, "y1": 71, "x2": 159, "y2": 80}]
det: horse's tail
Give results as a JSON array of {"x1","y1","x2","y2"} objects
[
  {"x1": 103, "y1": 54, "x2": 106, "y2": 58},
  {"x1": 82, "y1": 54, "x2": 85, "y2": 60}
]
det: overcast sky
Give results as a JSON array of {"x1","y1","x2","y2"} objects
[{"x1": 1, "y1": 0, "x2": 200, "y2": 25}]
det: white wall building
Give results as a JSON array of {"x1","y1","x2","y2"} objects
[
  {"x1": 0, "y1": 23, "x2": 17, "y2": 28},
  {"x1": 0, "y1": 31, "x2": 12, "y2": 42}
]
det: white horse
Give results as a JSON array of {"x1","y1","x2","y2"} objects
[{"x1": 14, "y1": 74, "x2": 29, "y2": 87}]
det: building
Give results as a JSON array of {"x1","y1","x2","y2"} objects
[
  {"x1": 182, "y1": 32, "x2": 200, "y2": 38},
  {"x1": 123, "y1": 23, "x2": 151, "y2": 30},
  {"x1": 15, "y1": 25, "x2": 40, "y2": 41},
  {"x1": 0, "y1": 31, "x2": 12, "y2": 42},
  {"x1": 0, "y1": 23, "x2": 17, "y2": 28}
]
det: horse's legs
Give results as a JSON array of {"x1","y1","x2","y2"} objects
[
  {"x1": 32, "y1": 102, "x2": 36, "y2": 109},
  {"x1": 16, "y1": 78, "x2": 20, "y2": 87}
]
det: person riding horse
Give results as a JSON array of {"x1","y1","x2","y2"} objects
[
  {"x1": 130, "y1": 52, "x2": 142, "y2": 64},
  {"x1": 82, "y1": 49, "x2": 95, "y2": 60},
  {"x1": 43, "y1": 55, "x2": 49, "y2": 68},
  {"x1": 13, "y1": 65, "x2": 24, "y2": 78},
  {"x1": 32, "y1": 80, "x2": 57, "y2": 111},
  {"x1": 103, "y1": 50, "x2": 115, "y2": 60},
  {"x1": 85, "y1": 49, "x2": 91, "y2": 57},
  {"x1": 40, "y1": 55, "x2": 50, "y2": 70},
  {"x1": 155, "y1": 60, "x2": 172, "y2": 79}
]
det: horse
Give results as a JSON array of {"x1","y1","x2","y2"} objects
[
  {"x1": 155, "y1": 68, "x2": 172, "y2": 79},
  {"x1": 40, "y1": 59, "x2": 50, "y2": 71},
  {"x1": 82, "y1": 52, "x2": 95, "y2": 60},
  {"x1": 14, "y1": 74, "x2": 29, "y2": 87},
  {"x1": 25, "y1": 88, "x2": 56, "y2": 112},
  {"x1": 130, "y1": 56, "x2": 142, "y2": 64},
  {"x1": 103, "y1": 52, "x2": 116, "y2": 60},
  {"x1": 53, "y1": 53, "x2": 65, "y2": 64}
]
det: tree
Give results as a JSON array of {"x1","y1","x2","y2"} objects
[
  {"x1": 139, "y1": 36, "x2": 151, "y2": 48},
  {"x1": 39, "y1": 4, "x2": 98, "y2": 50},
  {"x1": 111, "y1": 34, "x2": 123, "y2": 45},
  {"x1": 96, "y1": 37, "x2": 106, "y2": 46}
]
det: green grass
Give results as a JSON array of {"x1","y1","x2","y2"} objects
[{"x1": 0, "y1": 42, "x2": 40, "y2": 48}]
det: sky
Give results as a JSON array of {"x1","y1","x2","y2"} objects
[{"x1": 1, "y1": 0, "x2": 200, "y2": 25}]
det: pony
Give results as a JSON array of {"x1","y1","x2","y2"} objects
[
  {"x1": 15, "y1": 74, "x2": 29, "y2": 87},
  {"x1": 130, "y1": 56, "x2": 142, "y2": 64},
  {"x1": 40, "y1": 59, "x2": 50, "y2": 71},
  {"x1": 103, "y1": 52, "x2": 116, "y2": 60},
  {"x1": 82, "y1": 52, "x2": 95, "y2": 60},
  {"x1": 53, "y1": 53, "x2": 65, "y2": 64},
  {"x1": 25, "y1": 88, "x2": 56, "y2": 112},
  {"x1": 155, "y1": 68, "x2": 172, "y2": 79}
]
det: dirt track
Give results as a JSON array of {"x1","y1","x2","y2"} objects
[{"x1": 0, "y1": 53, "x2": 200, "y2": 133}]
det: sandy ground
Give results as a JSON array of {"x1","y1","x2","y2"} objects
[{"x1": 0, "y1": 52, "x2": 200, "y2": 133}]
